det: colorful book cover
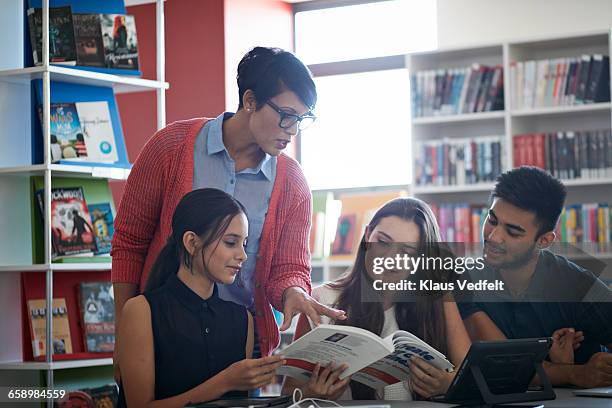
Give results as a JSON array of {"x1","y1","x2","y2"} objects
[
  {"x1": 36, "y1": 187, "x2": 98, "y2": 259},
  {"x1": 88, "y1": 203, "x2": 114, "y2": 255},
  {"x1": 73, "y1": 14, "x2": 105, "y2": 67},
  {"x1": 87, "y1": 384, "x2": 119, "y2": 407},
  {"x1": 79, "y1": 282, "x2": 115, "y2": 353},
  {"x1": 75, "y1": 101, "x2": 119, "y2": 163},
  {"x1": 27, "y1": 6, "x2": 77, "y2": 65},
  {"x1": 27, "y1": 298, "x2": 73, "y2": 358},
  {"x1": 100, "y1": 14, "x2": 139, "y2": 70},
  {"x1": 331, "y1": 214, "x2": 357, "y2": 255},
  {"x1": 48, "y1": 103, "x2": 87, "y2": 162}
]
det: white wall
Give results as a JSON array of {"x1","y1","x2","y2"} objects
[{"x1": 437, "y1": 0, "x2": 612, "y2": 48}]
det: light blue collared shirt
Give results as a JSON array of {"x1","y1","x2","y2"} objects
[{"x1": 193, "y1": 112, "x2": 277, "y2": 309}]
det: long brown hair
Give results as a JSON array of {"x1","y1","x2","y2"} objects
[{"x1": 329, "y1": 197, "x2": 447, "y2": 399}]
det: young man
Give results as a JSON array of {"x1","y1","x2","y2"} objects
[{"x1": 459, "y1": 166, "x2": 612, "y2": 388}]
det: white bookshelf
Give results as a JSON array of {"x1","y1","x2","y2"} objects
[
  {"x1": 0, "y1": 164, "x2": 131, "y2": 180},
  {"x1": 511, "y1": 102, "x2": 612, "y2": 117},
  {"x1": 0, "y1": 0, "x2": 167, "y2": 398},
  {"x1": 311, "y1": 259, "x2": 353, "y2": 283},
  {"x1": 412, "y1": 110, "x2": 505, "y2": 125},
  {"x1": 0, "y1": 358, "x2": 113, "y2": 371},
  {"x1": 0, "y1": 263, "x2": 112, "y2": 273},
  {"x1": 407, "y1": 30, "x2": 612, "y2": 258},
  {"x1": 0, "y1": 65, "x2": 168, "y2": 94}
]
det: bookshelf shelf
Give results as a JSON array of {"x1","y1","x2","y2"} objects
[
  {"x1": 413, "y1": 183, "x2": 496, "y2": 194},
  {"x1": 0, "y1": 263, "x2": 112, "y2": 273},
  {"x1": 0, "y1": 164, "x2": 131, "y2": 180},
  {"x1": 511, "y1": 102, "x2": 612, "y2": 117},
  {"x1": 0, "y1": 66, "x2": 168, "y2": 94},
  {"x1": 311, "y1": 259, "x2": 353, "y2": 268},
  {"x1": 561, "y1": 177, "x2": 612, "y2": 187},
  {"x1": 0, "y1": 358, "x2": 113, "y2": 371},
  {"x1": 412, "y1": 110, "x2": 505, "y2": 125}
]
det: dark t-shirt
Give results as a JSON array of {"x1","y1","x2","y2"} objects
[{"x1": 458, "y1": 250, "x2": 612, "y2": 363}]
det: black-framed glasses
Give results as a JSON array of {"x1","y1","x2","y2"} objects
[{"x1": 266, "y1": 100, "x2": 316, "y2": 131}]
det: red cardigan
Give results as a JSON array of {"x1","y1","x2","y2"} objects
[{"x1": 111, "y1": 118, "x2": 312, "y2": 356}]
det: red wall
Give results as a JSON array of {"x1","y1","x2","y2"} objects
[{"x1": 111, "y1": 0, "x2": 226, "y2": 204}]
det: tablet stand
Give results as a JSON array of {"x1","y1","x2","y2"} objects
[{"x1": 464, "y1": 360, "x2": 555, "y2": 407}]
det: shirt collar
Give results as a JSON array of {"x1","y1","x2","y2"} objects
[
  {"x1": 166, "y1": 272, "x2": 221, "y2": 314},
  {"x1": 206, "y1": 112, "x2": 231, "y2": 155},
  {"x1": 206, "y1": 111, "x2": 274, "y2": 181}
]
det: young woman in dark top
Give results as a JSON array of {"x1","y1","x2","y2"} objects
[{"x1": 118, "y1": 188, "x2": 285, "y2": 407}]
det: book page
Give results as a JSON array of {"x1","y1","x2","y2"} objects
[
  {"x1": 278, "y1": 324, "x2": 392, "y2": 382},
  {"x1": 351, "y1": 331, "x2": 454, "y2": 389}
]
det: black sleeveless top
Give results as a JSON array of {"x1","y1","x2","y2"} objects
[{"x1": 118, "y1": 273, "x2": 248, "y2": 406}]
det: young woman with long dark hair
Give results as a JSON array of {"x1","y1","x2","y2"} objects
[
  {"x1": 118, "y1": 189, "x2": 285, "y2": 408},
  {"x1": 282, "y1": 197, "x2": 471, "y2": 401}
]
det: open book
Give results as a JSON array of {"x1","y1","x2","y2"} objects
[{"x1": 278, "y1": 324, "x2": 454, "y2": 390}]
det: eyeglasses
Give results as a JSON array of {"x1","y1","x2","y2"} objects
[{"x1": 266, "y1": 100, "x2": 316, "y2": 131}]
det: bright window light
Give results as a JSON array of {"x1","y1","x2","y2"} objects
[
  {"x1": 301, "y1": 69, "x2": 412, "y2": 190},
  {"x1": 295, "y1": 0, "x2": 437, "y2": 65}
]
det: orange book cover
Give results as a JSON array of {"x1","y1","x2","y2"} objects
[{"x1": 27, "y1": 298, "x2": 73, "y2": 358}]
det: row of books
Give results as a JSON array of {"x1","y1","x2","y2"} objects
[
  {"x1": 509, "y1": 55, "x2": 610, "y2": 110},
  {"x1": 430, "y1": 204, "x2": 487, "y2": 243},
  {"x1": 557, "y1": 203, "x2": 612, "y2": 245},
  {"x1": 310, "y1": 191, "x2": 407, "y2": 259},
  {"x1": 28, "y1": 6, "x2": 139, "y2": 70},
  {"x1": 410, "y1": 64, "x2": 504, "y2": 118},
  {"x1": 430, "y1": 202, "x2": 612, "y2": 246},
  {"x1": 414, "y1": 136, "x2": 503, "y2": 186},
  {"x1": 35, "y1": 186, "x2": 114, "y2": 260},
  {"x1": 28, "y1": 282, "x2": 115, "y2": 358},
  {"x1": 513, "y1": 129, "x2": 612, "y2": 180}
]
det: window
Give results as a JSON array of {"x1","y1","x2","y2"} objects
[
  {"x1": 295, "y1": 0, "x2": 437, "y2": 65},
  {"x1": 295, "y1": 0, "x2": 437, "y2": 189},
  {"x1": 301, "y1": 69, "x2": 412, "y2": 189}
]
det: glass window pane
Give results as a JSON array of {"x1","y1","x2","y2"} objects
[
  {"x1": 295, "y1": 0, "x2": 437, "y2": 64},
  {"x1": 301, "y1": 69, "x2": 411, "y2": 190}
]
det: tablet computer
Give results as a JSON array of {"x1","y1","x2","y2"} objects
[{"x1": 433, "y1": 338, "x2": 555, "y2": 405}]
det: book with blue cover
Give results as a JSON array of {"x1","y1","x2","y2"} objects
[
  {"x1": 88, "y1": 202, "x2": 114, "y2": 255},
  {"x1": 48, "y1": 103, "x2": 87, "y2": 162}
]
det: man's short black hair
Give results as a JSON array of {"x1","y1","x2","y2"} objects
[
  {"x1": 492, "y1": 166, "x2": 567, "y2": 237},
  {"x1": 236, "y1": 47, "x2": 317, "y2": 111}
]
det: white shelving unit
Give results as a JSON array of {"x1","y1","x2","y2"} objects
[
  {"x1": 0, "y1": 0, "x2": 167, "y2": 400},
  {"x1": 406, "y1": 30, "x2": 612, "y2": 280}
]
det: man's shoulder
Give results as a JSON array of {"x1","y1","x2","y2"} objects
[{"x1": 540, "y1": 249, "x2": 600, "y2": 281}]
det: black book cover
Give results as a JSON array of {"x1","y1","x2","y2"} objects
[
  {"x1": 563, "y1": 59, "x2": 577, "y2": 104},
  {"x1": 606, "y1": 130, "x2": 612, "y2": 176},
  {"x1": 588, "y1": 131, "x2": 598, "y2": 178},
  {"x1": 575, "y1": 55, "x2": 592, "y2": 104},
  {"x1": 27, "y1": 6, "x2": 77, "y2": 65},
  {"x1": 475, "y1": 67, "x2": 492, "y2": 112},
  {"x1": 597, "y1": 130, "x2": 607, "y2": 177},
  {"x1": 79, "y1": 282, "x2": 115, "y2": 352},
  {"x1": 73, "y1": 14, "x2": 105, "y2": 67},
  {"x1": 586, "y1": 55, "x2": 610, "y2": 103},
  {"x1": 462, "y1": 65, "x2": 481, "y2": 114}
]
